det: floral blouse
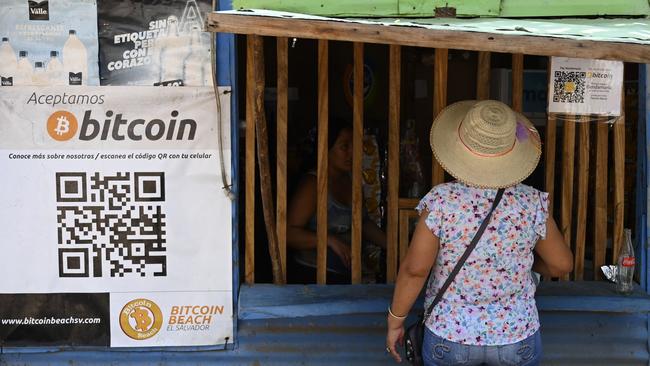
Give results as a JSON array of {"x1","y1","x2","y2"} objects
[{"x1": 416, "y1": 181, "x2": 548, "y2": 346}]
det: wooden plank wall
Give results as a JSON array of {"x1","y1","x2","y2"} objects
[{"x1": 244, "y1": 37, "x2": 628, "y2": 284}]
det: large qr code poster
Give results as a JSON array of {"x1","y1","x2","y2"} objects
[
  {"x1": 0, "y1": 86, "x2": 233, "y2": 347},
  {"x1": 548, "y1": 57, "x2": 623, "y2": 116}
]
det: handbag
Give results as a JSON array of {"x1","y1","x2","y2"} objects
[{"x1": 404, "y1": 188, "x2": 505, "y2": 366}]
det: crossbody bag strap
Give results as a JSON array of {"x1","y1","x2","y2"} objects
[{"x1": 421, "y1": 188, "x2": 505, "y2": 324}]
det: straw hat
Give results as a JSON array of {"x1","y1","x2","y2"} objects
[{"x1": 430, "y1": 100, "x2": 541, "y2": 189}]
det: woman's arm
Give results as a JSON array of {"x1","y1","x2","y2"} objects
[
  {"x1": 362, "y1": 218, "x2": 387, "y2": 249},
  {"x1": 533, "y1": 216, "x2": 573, "y2": 278},
  {"x1": 286, "y1": 175, "x2": 351, "y2": 267},
  {"x1": 386, "y1": 211, "x2": 439, "y2": 362}
]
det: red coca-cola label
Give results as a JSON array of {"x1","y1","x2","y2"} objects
[{"x1": 622, "y1": 257, "x2": 635, "y2": 267}]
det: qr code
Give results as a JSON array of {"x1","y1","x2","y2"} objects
[
  {"x1": 56, "y1": 172, "x2": 166, "y2": 278},
  {"x1": 553, "y1": 71, "x2": 586, "y2": 103}
]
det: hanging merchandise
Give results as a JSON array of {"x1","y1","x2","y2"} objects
[
  {"x1": 98, "y1": 0, "x2": 214, "y2": 86},
  {"x1": 0, "y1": 0, "x2": 100, "y2": 86}
]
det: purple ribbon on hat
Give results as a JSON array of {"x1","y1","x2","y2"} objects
[{"x1": 516, "y1": 120, "x2": 542, "y2": 150}]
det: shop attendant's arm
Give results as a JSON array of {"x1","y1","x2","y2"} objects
[{"x1": 286, "y1": 175, "x2": 351, "y2": 267}]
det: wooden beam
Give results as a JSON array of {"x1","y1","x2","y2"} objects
[
  {"x1": 251, "y1": 35, "x2": 284, "y2": 284},
  {"x1": 387, "y1": 44, "x2": 401, "y2": 283},
  {"x1": 245, "y1": 36, "x2": 256, "y2": 284},
  {"x1": 207, "y1": 13, "x2": 650, "y2": 63},
  {"x1": 351, "y1": 42, "x2": 364, "y2": 284},
  {"x1": 276, "y1": 37, "x2": 288, "y2": 283},
  {"x1": 399, "y1": 210, "x2": 411, "y2": 265},
  {"x1": 512, "y1": 54, "x2": 524, "y2": 112},
  {"x1": 317, "y1": 39, "x2": 329, "y2": 284},
  {"x1": 560, "y1": 117, "x2": 575, "y2": 281},
  {"x1": 573, "y1": 117, "x2": 590, "y2": 280},
  {"x1": 594, "y1": 120, "x2": 608, "y2": 278},
  {"x1": 613, "y1": 94, "x2": 626, "y2": 264},
  {"x1": 432, "y1": 48, "x2": 448, "y2": 186},
  {"x1": 476, "y1": 51, "x2": 491, "y2": 100},
  {"x1": 545, "y1": 114, "x2": 557, "y2": 214}
]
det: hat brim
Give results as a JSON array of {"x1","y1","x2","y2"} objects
[{"x1": 430, "y1": 100, "x2": 542, "y2": 189}]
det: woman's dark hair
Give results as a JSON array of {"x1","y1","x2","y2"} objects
[{"x1": 299, "y1": 117, "x2": 352, "y2": 172}]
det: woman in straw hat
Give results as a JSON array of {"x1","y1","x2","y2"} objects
[{"x1": 385, "y1": 100, "x2": 573, "y2": 365}]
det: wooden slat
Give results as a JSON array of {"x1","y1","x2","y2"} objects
[
  {"x1": 316, "y1": 40, "x2": 329, "y2": 284},
  {"x1": 612, "y1": 95, "x2": 626, "y2": 264},
  {"x1": 476, "y1": 51, "x2": 491, "y2": 100},
  {"x1": 276, "y1": 37, "x2": 288, "y2": 283},
  {"x1": 387, "y1": 44, "x2": 401, "y2": 283},
  {"x1": 594, "y1": 120, "x2": 608, "y2": 278},
  {"x1": 399, "y1": 198, "x2": 421, "y2": 209},
  {"x1": 245, "y1": 36, "x2": 256, "y2": 284},
  {"x1": 207, "y1": 13, "x2": 650, "y2": 63},
  {"x1": 399, "y1": 210, "x2": 411, "y2": 264},
  {"x1": 251, "y1": 35, "x2": 284, "y2": 284},
  {"x1": 512, "y1": 54, "x2": 524, "y2": 112},
  {"x1": 560, "y1": 116, "x2": 575, "y2": 281},
  {"x1": 432, "y1": 48, "x2": 448, "y2": 186},
  {"x1": 351, "y1": 42, "x2": 364, "y2": 284},
  {"x1": 573, "y1": 116, "x2": 590, "y2": 280},
  {"x1": 545, "y1": 113, "x2": 557, "y2": 213}
]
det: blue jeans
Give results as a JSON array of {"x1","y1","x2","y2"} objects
[{"x1": 422, "y1": 327, "x2": 542, "y2": 366}]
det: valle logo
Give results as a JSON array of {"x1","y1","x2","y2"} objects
[{"x1": 28, "y1": 0, "x2": 49, "y2": 20}]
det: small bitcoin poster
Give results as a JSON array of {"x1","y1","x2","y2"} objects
[
  {"x1": 98, "y1": 0, "x2": 213, "y2": 86},
  {"x1": 0, "y1": 0, "x2": 100, "y2": 86},
  {"x1": 548, "y1": 57, "x2": 623, "y2": 116},
  {"x1": 0, "y1": 86, "x2": 233, "y2": 347}
]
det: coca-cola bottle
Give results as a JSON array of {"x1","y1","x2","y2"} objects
[{"x1": 616, "y1": 229, "x2": 635, "y2": 295}]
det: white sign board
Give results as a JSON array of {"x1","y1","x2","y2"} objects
[
  {"x1": 548, "y1": 57, "x2": 623, "y2": 116},
  {"x1": 0, "y1": 86, "x2": 233, "y2": 347}
]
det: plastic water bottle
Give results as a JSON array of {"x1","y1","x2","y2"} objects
[
  {"x1": 32, "y1": 61, "x2": 48, "y2": 85},
  {"x1": 0, "y1": 37, "x2": 18, "y2": 86},
  {"x1": 46, "y1": 51, "x2": 65, "y2": 85},
  {"x1": 616, "y1": 229, "x2": 635, "y2": 295},
  {"x1": 15, "y1": 51, "x2": 33, "y2": 85},
  {"x1": 62, "y1": 29, "x2": 88, "y2": 85},
  {"x1": 183, "y1": 25, "x2": 207, "y2": 86},
  {"x1": 158, "y1": 16, "x2": 188, "y2": 85}
]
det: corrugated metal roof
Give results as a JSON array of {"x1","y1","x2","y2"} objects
[{"x1": 219, "y1": 9, "x2": 650, "y2": 45}]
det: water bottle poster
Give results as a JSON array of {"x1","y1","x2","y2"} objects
[
  {"x1": 0, "y1": 0, "x2": 100, "y2": 86},
  {"x1": 98, "y1": 0, "x2": 213, "y2": 87}
]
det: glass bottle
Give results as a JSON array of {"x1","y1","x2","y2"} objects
[{"x1": 616, "y1": 229, "x2": 635, "y2": 295}]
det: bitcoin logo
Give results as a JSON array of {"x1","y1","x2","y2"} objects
[
  {"x1": 119, "y1": 298, "x2": 163, "y2": 340},
  {"x1": 47, "y1": 110, "x2": 78, "y2": 141}
]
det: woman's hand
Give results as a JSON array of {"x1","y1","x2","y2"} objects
[
  {"x1": 386, "y1": 315, "x2": 405, "y2": 362},
  {"x1": 328, "y1": 237, "x2": 351, "y2": 269}
]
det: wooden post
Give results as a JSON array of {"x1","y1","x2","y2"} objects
[
  {"x1": 351, "y1": 42, "x2": 364, "y2": 284},
  {"x1": 573, "y1": 116, "x2": 590, "y2": 280},
  {"x1": 399, "y1": 210, "x2": 410, "y2": 264},
  {"x1": 476, "y1": 51, "x2": 491, "y2": 100},
  {"x1": 387, "y1": 44, "x2": 401, "y2": 283},
  {"x1": 245, "y1": 36, "x2": 256, "y2": 284},
  {"x1": 317, "y1": 40, "x2": 329, "y2": 284},
  {"x1": 251, "y1": 35, "x2": 284, "y2": 284},
  {"x1": 432, "y1": 48, "x2": 448, "y2": 185},
  {"x1": 594, "y1": 120, "x2": 608, "y2": 277},
  {"x1": 512, "y1": 54, "x2": 524, "y2": 112},
  {"x1": 276, "y1": 37, "x2": 288, "y2": 283},
  {"x1": 560, "y1": 116, "x2": 575, "y2": 281},
  {"x1": 612, "y1": 90, "x2": 626, "y2": 263},
  {"x1": 545, "y1": 114, "x2": 557, "y2": 214}
]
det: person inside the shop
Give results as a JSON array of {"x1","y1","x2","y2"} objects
[
  {"x1": 385, "y1": 100, "x2": 573, "y2": 365},
  {"x1": 286, "y1": 118, "x2": 387, "y2": 284}
]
